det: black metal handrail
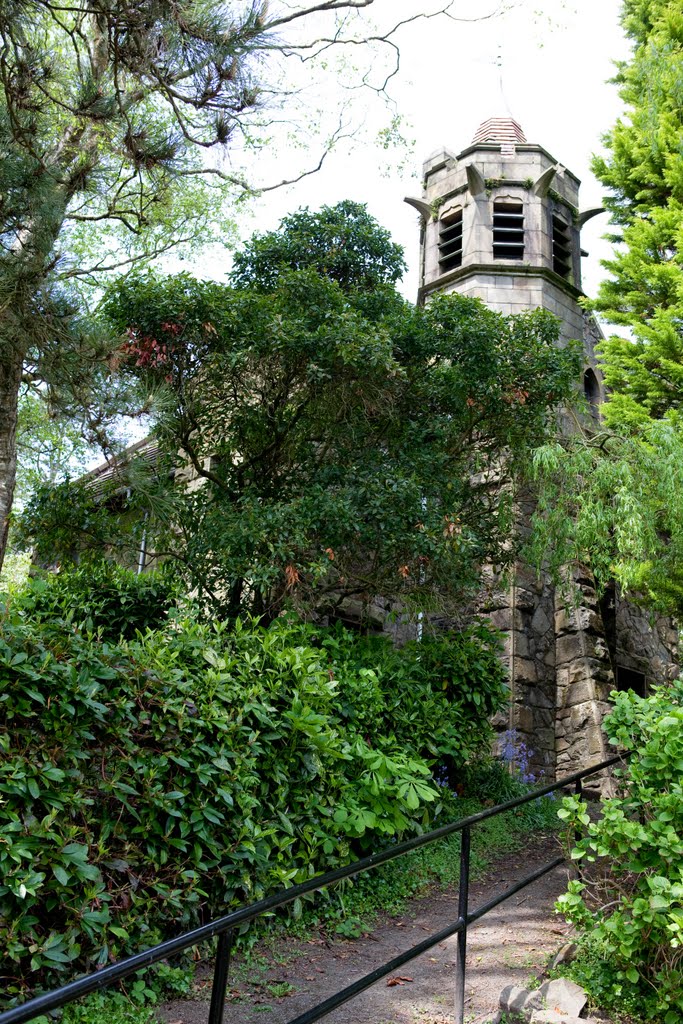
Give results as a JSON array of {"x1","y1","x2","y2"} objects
[{"x1": 0, "y1": 754, "x2": 621, "y2": 1024}]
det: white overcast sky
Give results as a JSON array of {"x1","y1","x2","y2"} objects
[{"x1": 205, "y1": 0, "x2": 630, "y2": 305}]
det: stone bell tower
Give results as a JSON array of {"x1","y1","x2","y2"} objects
[
  {"x1": 407, "y1": 116, "x2": 605, "y2": 394},
  {"x1": 405, "y1": 117, "x2": 678, "y2": 779}
]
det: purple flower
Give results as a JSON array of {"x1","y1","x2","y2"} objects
[{"x1": 500, "y1": 729, "x2": 537, "y2": 785}]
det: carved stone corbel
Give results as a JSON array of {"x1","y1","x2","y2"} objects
[
  {"x1": 403, "y1": 196, "x2": 433, "y2": 221},
  {"x1": 465, "y1": 164, "x2": 486, "y2": 196}
]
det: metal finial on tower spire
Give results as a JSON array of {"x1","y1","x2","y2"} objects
[
  {"x1": 471, "y1": 41, "x2": 525, "y2": 153},
  {"x1": 495, "y1": 41, "x2": 513, "y2": 118}
]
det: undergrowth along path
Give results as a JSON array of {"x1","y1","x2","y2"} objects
[{"x1": 157, "y1": 831, "x2": 581, "y2": 1024}]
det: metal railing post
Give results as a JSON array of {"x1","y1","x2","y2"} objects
[
  {"x1": 207, "y1": 929, "x2": 233, "y2": 1024},
  {"x1": 454, "y1": 823, "x2": 471, "y2": 1024}
]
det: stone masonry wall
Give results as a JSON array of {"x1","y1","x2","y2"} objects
[
  {"x1": 554, "y1": 570, "x2": 614, "y2": 778},
  {"x1": 478, "y1": 556, "x2": 558, "y2": 779},
  {"x1": 485, "y1": 563, "x2": 680, "y2": 781},
  {"x1": 613, "y1": 596, "x2": 679, "y2": 687}
]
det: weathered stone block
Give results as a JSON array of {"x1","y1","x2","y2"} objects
[
  {"x1": 515, "y1": 705, "x2": 535, "y2": 733},
  {"x1": 515, "y1": 587, "x2": 537, "y2": 611},
  {"x1": 514, "y1": 658, "x2": 538, "y2": 683},
  {"x1": 555, "y1": 605, "x2": 601, "y2": 634},
  {"x1": 555, "y1": 634, "x2": 584, "y2": 665},
  {"x1": 586, "y1": 725, "x2": 606, "y2": 757},
  {"x1": 527, "y1": 685, "x2": 555, "y2": 710},
  {"x1": 512, "y1": 631, "x2": 529, "y2": 658},
  {"x1": 533, "y1": 707, "x2": 555, "y2": 728},
  {"x1": 563, "y1": 679, "x2": 593, "y2": 706},
  {"x1": 534, "y1": 727, "x2": 556, "y2": 751},
  {"x1": 551, "y1": 942, "x2": 577, "y2": 969},
  {"x1": 565, "y1": 658, "x2": 605, "y2": 685},
  {"x1": 569, "y1": 703, "x2": 592, "y2": 731},
  {"x1": 489, "y1": 609, "x2": 524, "y2": 632},
  {"x1": 555, "y1": 666, "x2": 570, "y2": 690}
]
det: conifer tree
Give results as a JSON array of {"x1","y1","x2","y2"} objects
[
  {"x1": 529, "y1": 1, "x2": 683, "y2": 615},
  {"x1": 0, "y1": 1, "x2": 271, "y2": 565},
  {"x1": 0, "y1": 0, "x2": 472, "y2": 570},
  {"x1": 593, "y1": 0, "x2": 683, "y2": 428}
]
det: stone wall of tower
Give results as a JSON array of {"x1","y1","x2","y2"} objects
[
  {"x1": 479, "y1": 548, "x2": 679, "y2": 780},
  {"x1": 412, "y1": 119, "x2": 679, "y2": 778},
  {"x1": 435, "y1": 271, "x2": 585, "y2": 345}
]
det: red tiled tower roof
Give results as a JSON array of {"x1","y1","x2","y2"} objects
[{"x1": 471, "y1": 117, "x2": 527, "y2": 155}]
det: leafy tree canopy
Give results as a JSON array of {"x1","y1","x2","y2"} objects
[
  {"x1": 0, "y1": 0, "x2": 272, "y2": 567},
  {"x1": 230, "y1": 200, "x2": 407, "y2": 293},
  {"x1": 530, "y1": 421, "x2": 683, "y2": 617},
  {"x1": 14, "y1": 392, "x2": 91, "y2": 508},
  {"x1": 24, "y1": 204, "x2": 581, "y2": 623}
]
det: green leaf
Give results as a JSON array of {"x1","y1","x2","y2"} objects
[{"x1": 52, "y1": 865, "x2": 70, "y2": 886}]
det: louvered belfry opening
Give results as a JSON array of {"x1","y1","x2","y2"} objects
[
  {"x1": 438, "y1": 208, "x2": 463, "y2": 271},
  {"x1": 492, "y1": 200, "x2": 524, "y2": 260},
  {"x1": 552, "y1": 214, "x2": 572, "y2": 278}
]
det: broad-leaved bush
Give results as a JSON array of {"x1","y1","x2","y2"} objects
[
  {"x1": 8, "y1": 561, "x2": 178, "y2": 641},
  {"x1": 0, "y1": 595, "x2": 505, "y2": 1001},
  {"x1": 557, "y1": 681, "x2": 683, "y2": 1023}
]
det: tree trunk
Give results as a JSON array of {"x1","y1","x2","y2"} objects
[
  {"x1": 0, "y1": 340, "x2": 25, "y2": 570},
  {"x1": 0, "y1": 165, "x2": 72, "y2": 571}
]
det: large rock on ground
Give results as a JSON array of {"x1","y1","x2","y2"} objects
[
  {"x1": 525, "y1": 978, "x2": 587, "y2": 1018},
  {"x1": 497, "y1": 976, "x2": 589, "y2": 1022},
  {"x1": 499, "y1": 983, "x2": 530, "y2": 1016}
]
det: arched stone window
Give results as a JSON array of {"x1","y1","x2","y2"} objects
[{"x1": 583, "y1": 368, "x2": 601, "y2": 419}]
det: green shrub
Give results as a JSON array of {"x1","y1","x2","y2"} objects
[
  {"x1": 0, "y1": 609, "x2": 505, "y2": 1002},
  {"x1": 10, "y1": 562, "x2": 178, "y2": 640},
  {"x1": 556, "y1": 680, "x2": 683, "y2": 1023},
  {"x1": 305, "y1": 620, "x2": 506, "y2": 769}
]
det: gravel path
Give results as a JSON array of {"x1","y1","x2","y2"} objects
[{"x1": 157, "y1": 832, "x2": 582, "y2": 1024}]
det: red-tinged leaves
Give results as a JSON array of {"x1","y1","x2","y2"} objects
[{"x1": 284, "y1": 564, "x2": 301, "y2": 589}]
